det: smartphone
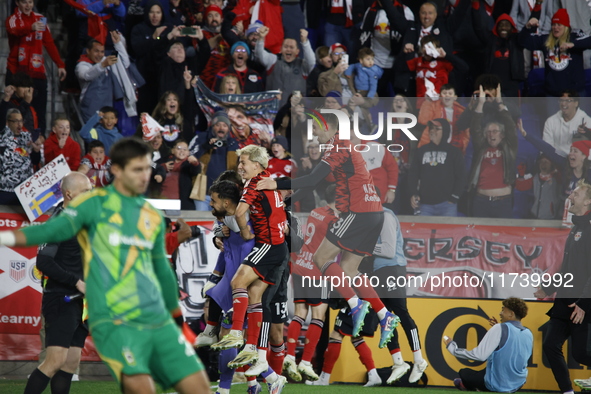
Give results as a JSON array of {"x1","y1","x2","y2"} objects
[
  {"x1": 112, "y1": 50, "x2": 119, "y2": 58},
  {"x1": 39, "y1": 17, "x2": 47, "y2": 31},
  {"x1": 181, "y1": 26, "x2": 197, "y2": 36},
  {"x1": 341, "y1": 53, "x2": 349, "y2": 65}
]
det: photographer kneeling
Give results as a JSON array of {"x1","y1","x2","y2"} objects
[{"x1": 188, "y1": 112, "x2": 239, "y2": 211}]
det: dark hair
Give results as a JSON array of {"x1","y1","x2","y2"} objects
[
  {"x1": 110, "y1": 137, "x2": 153, "y2": 169},
  {"x1": 474, "y1": 74, "x2": 501, "y2": 91},
  {"x1": 87, "y1": 38, "x2": 103, "y2": 52},
  {"x1": 11, "y1": 72, "x2": 34, "y2": 88},
  {"x1": 216, "y1": 170, "x2": 243, "y2": 188},
  {"x1": 440, "y1": 83, "x2": 456, "y2": 93},
  {"x1": 357, "y1": 47, "x2": 375, "y2": 59},
  {"x1": 325, "y1": 184, "x2": 336, "y2": 204},
  {"x1": 420, "y1": 35, "x2": 440, "y2": 48},
  {"x1": 502, "y1": 297, "x2": 528, "y2": 320},
  {"x1": 315, "y1": 46, "x2": 330, "y2": 61},
  {"x1": 88, "y1": 140, "x2": 105, "y2": 152},
  {"x1": 561, "y1": 89, "x2": 580, "y2": 100},
  {"x1": 100, "y1": 106, "x2": 118, "y2": 117},
  {"x1": 209, "y1": 180, "x2": 241, "y2": 205}
]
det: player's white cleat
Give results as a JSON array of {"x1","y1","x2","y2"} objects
[
  {"x1": 363, "y1": 369, "x2": 382, "y2": 387},
  {"x1": 244, "y1": 358, "x2": 269, "y2": 377},
  {"x1": 212, "y1": 331, "x2": 244, "y2": 351},
  {"x1": 194, "y1": 331, "x2": 217, "y2": 348},
  {"x1": 297, "y1": 360, "x2": 319, "y2": 381},
  {"x1": 282, "y1": 355, "x2": 302, "y2": 381},
  {"x1": 408, "y1": 359, "x2": 428, "y2": 383},
  {"x1": 387, "y1": 362, "x2": 411, "y2": 384},
  {"x1": 268, "y1": 375, "x2": 287, "y2": 394}
]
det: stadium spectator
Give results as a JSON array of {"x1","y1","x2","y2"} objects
[
  {"x1": 188, "y1": 111, "x2": 239, "y2": 210},
  {"x1": 200, "y1": 5, "x2": 231, "y2": 88},
  {"x1": 213, "y1": 42, "x2": 264, "y2": 93},
  {"x1": 445, "y1": 297, "x2": 533, "y2": 392},
  {"x1": 317, "y1": 43, "x2": 353, "y2": 99},
  {"x1": 296, "y1": 139, "x2": 328, "y2": 212},
  {"x1": 160, "y1": 140, "x2": 201, "y2": 209},
  {"x1": 78, "y1": 140, "x2": 112, "y2": 188},
  {"x1": 0, "y1": 74, "x2": 37, "y2": 135},
  {"x1": 472, "y1": 9, "x2": 525, "y2": 98},
  {"x1": 75, "y1": 32, "x2": 130, "y2": 122},
  {"x1": 306, "y1": 46, "x2": 333, "y2": 97},
  {"x1": 44, "y1": 116, "x2": 81, "y2": 171},
  {"x1": 23, "y1": 172, "x2": 92, "y2": 394},
  {"x1": 466, "y1": 86, "x2": 518, "y2": 218},
  {"x1": 409, "y1": 118, "x2": 465, "y2": 217},
  {"x1": 519, "y1": 8, "x2": 591, "y2": 97},
  {"x1": 417, "y1": 84, "x2": 470, "y2": 154},
  {"x1": 0, "y1": 109, "x2": 40, "y2": 205},
  {"x1": 218, "y1": 75, "x2": 242, "y2": 94},
  {"x1": 529, "y1": 151, "x2": 562, "y2": 220},
  {"x1": 150, "y1": 90, "x2": 196, "y2": 149},
  {"x1": 131, "y1": 0, "x2": 175, "y2": 114},
  {"x1": 6, "y1": 0, "x2": 66, "y2": 133},
  {"x1": 76, "y1": 0, "x2": 126, "y2": 49},
  {"x1": 255, "y1": 27, "x2": 315, "y2": 106},
  {"x1": 534, "y1": 180, "x2": 591, "y2": 393},
  {"x1": 267, "y1": 136, "x2": 295, "y2": 179},
  {"x1": 405, "y1": 35, "x2": 468, "y2": 99},
  {"x1": 542, "y1": 90, "x2": 591, "y2": 157},
  {"x1": 359, "y1": 0, "x2": 413, "y2": 97},
  {"x1": 79, "y1": 106, "x2": 123, "y2": 155},
  {"x1": 344, "y1": 47, "x2": 383, "y2": 98}
]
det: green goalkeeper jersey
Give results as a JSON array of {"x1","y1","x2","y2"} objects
[{"x1": 22, "y1": 185, "x2": 179, "y2": 330}]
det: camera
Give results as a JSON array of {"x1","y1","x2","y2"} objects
[
  {"x1": 190, "y1": 225, "x2": 201, "y2": 238},
  {"x1": 213, "y1": 138, "x2": 227, "y2": 148}
]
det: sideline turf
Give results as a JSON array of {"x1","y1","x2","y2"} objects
[{"x1": 0, "y1": 380, "x2": 553, "y2": 394}]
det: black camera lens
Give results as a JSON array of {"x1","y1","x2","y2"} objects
[{"x1": 214, "y1": 139, "x2": 225, "y2": 148}]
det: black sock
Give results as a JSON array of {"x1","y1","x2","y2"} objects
[
  {"x1": 50, "y1": 370, "x2": 74, "y2": 394},
  {"x1": 24, "y1": 368, "x2": 51, "y2": 394}
]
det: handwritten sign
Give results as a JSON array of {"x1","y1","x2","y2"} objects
[{"x1": 15, "y1": 155, "x2": 70, "y2": 222}]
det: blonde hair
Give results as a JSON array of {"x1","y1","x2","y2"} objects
[
  {"x1": 220, "y1": 75, "x2": 242, "y2": 94},
  {"x1": 237, "y1": 144, "x2": 269, "y2": 169},
  {"x1": 545, "y1": 27, "x2": 571, "y2": 52},
  {"x1": 577, "y1": 179, "x2": 591, "y2": 201}
]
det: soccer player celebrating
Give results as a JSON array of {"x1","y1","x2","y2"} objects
[
  {"x1": 211, "y1": 145, "x2": 289, "y2": 370},
  {"x1": 0, "y1": 138, "x2": 210, "y2": 394},
  {"x1": 290, "y1": 112, "x2": 400, "y2": 348}
]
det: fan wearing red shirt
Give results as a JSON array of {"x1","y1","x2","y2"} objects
[
  {"x1": 211, "y1": 145, "x2": 289, "y2": 369},
  {"x1": 290, "y1": 112, "x2": 400, "y2": 349},
  {"x1": 44, "y1": 117, "x2": 81, "y2": 170}
]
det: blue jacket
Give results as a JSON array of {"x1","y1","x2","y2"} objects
[
  {"x1": 345, "y1": 63, "x2": 383, "y2": 97},
  {"x1": 79, "y1": 111, "x2": 123, "y2": 155}
]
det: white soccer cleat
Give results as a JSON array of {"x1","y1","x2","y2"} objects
[
  {"x1": 244, "y1": 358, "x2": 269, "y2": 377},
  {"x1": 297, "y1": 361, "x2": 319, "y2": 381},
  {"x1": 193, "y1": 331, "x2": 217, "y2": 348},
  {"x1": 305, "y1": 372, "x2": 330, "y2": 386},
  {"x1": 282, "y1": 355, "x2": 302, "y2": 381},
  {"x1": 408, "y1": 359, "x2": 428, "y2": 383},
  {"x1": 387, "y1": 362, "x2": 411, "y2": 384},
  {"x1": 363, "y1": 369, "x2": 382, "y2": 387},
  {"x1": 268, "y1": 375, "x2": 287, "y2": 394}
]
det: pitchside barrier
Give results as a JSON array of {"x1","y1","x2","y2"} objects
[{"x1": 0, "y1": 207, "x2": 583, "y2": 389}]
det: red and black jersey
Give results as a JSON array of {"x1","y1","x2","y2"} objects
[
  {"x1": 321, "y1": 135, "x2": 382, "y2": 214},
  {"x1": 241, "y1": 170, "x2": 287, "y2": 245},
  {"x1": 292, "y1": 205, "x2": 337, "y2": 277}
]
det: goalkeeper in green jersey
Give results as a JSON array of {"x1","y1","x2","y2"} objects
[{"x1": 0, "y1": 138, "x2": 209, "y2": 394}]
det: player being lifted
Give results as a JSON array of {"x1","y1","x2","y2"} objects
[
  {"x1": 290, "y1": 112, "x2": 400, "y2": 348},
  {"x1": 0, "y1": 138, "x2": 209, "y2": 394},
  {"x1": 211, "y1": 145, "x2": 290, "y2": 369}
]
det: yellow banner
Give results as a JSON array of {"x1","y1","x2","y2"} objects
[{"x1": 331, "y1": 298, "x2": 590, "y2": 390}]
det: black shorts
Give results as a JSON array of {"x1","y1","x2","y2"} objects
[
  {"x1": 326, "y1": 211, "x2": 384, "y2": 256},
  {"x1": 373, "y1": 265, "x2": 408, "y2": 299},
  {"x1": 42, "y1": 292, "x2": 89, "y2": 348},
  {"x1": 334, "y1": 306, "x2": 378, "y2": 337},
  {"x1": 263, "y1": 262, "x2": 290, "y2": 324},
  {"x1": 292, "y1": 273, "x2": 329, "y2": 306},
  {"x1": 243, "y1": 242, "x2": 289, "y2": 285}
]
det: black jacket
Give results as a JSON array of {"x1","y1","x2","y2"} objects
[
  {"x1": 546, "y1": 211, "x2": 591, "y2": 322},
  {"x1": 36, "y1": 203, "x2": 83, "y2": 293}
]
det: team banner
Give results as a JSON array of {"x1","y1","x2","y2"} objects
[
  {"x1": 15, "y1": 154, "x2": 70, "y2": 222},
  {"x1": 193, "y1": 78, "x2": 279, "y2": 146},
  {"x1": 331, "y1": 298, "x2": 587, "y2": 391}
]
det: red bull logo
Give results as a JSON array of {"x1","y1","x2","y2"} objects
[
  {"x1": 374, "y1": 22, "x2": 390, "y2": 35},
  {"x1": 14, "y1": 147, "x2": 28, "y2": 157},
  {"x1": 31, "y1": 54, "x2": 43, "y2": 69}
]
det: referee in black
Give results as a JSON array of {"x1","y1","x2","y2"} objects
[
  {"x1": 24, "y1": 172, "x2": 93, "y2": 394},
  {"x1": 535, "y1": 180, "x2": 591, "y2": 394}
]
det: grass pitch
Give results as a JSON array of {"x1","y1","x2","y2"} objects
[{"x1": 0, "y1": 379, "x2": 552, "y2": 394}]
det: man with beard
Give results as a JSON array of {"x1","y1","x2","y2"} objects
[
  {"x1": 213, "y1": 42, "x2": 264, "y2": 93},
  {"x1": 200, "y1": 5, "x2": 231, "y2": 88},
  {"x1": 254, "y1": 26, "x2": 315, "y2": 106},
  {"x1": 226, "y1": 106, "x2": 270, "y2": 148},
  {"x1": 188, "y1": 112, "x2": 239, "y2": 210}
]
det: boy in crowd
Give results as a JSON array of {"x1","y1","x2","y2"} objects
[
  {"x1": 78, "y1": 140, "x2": 112, "y2": 188},
  {"x1": 79, "y1": 106, "x2": 123, "y2": 155}
]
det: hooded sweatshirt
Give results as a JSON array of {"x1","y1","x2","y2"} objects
[
  {"x1": 408, "y1": 118, "x2": 465, "y2": 205},
  {"x1": 44, "y1": 132, "x2": 81, "y2": 171}
]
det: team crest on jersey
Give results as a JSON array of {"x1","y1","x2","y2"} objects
[
  {"x1": 10, "y1": 261, "x2": 26, "y2": 283},
  {"x1": 144, "y1": 217, "x2": 151, "y2": 231},
  {"x1": 122, "y1": 347, "x2": 136, "y2": 366},
  {"x1": 248, "y1": 75, "x2": 258, "y2": 83},
  {"x1": 31, "y1": 54, "x2": 43, "y2": 69},
  {"x1": 574, "y1": 231, "x2": 582, "y2": 241},
  {"x1": 35, "y1": 31, "x2": 43, "y2": 40}
]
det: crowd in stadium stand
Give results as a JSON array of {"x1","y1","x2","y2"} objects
[{"x1": 2, "y1": 0, "x2": 591, "y2": 222}]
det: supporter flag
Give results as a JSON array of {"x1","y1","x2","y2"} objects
[
  {"x1": 28, "y1": 184, "x2": 62, "y2": 220},
  {"x1": 141, "y1": 113, "x2": 165, "y2": 142}
]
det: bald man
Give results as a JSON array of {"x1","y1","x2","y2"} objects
[{"x1": 24, "y1": 172, "x2": 92, "y2": 394}]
